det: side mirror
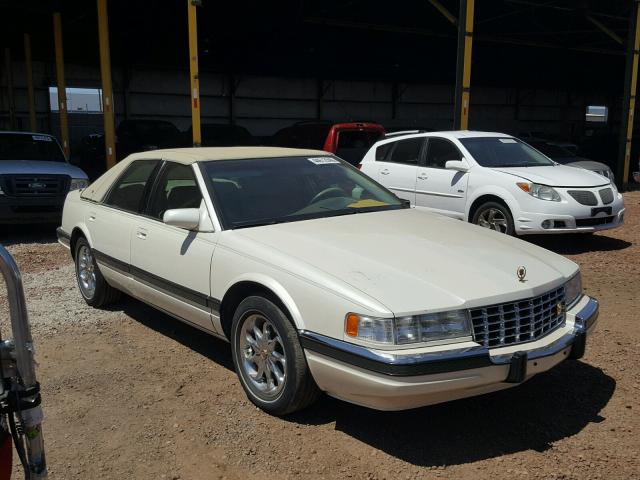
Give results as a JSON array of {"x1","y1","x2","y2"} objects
[
  {"x1": 163, "y1": 208, "x2": 200, "y2": 231},
  {"x1": 445, "y1": 159, "x2": 470, "y2": 172}
]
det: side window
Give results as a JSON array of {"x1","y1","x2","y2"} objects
[
  {"x1": 426, "y1": 138, "x2": 462, "y2": 168},
  {"x1": 388, "y1": 138, "x2": 424, "y2": 165},
  {"x1": 375, "y1": 142, "x2": 393, "y2": 161},
  {"x1": 148, "y1": 162, "x2": 202, "y2": 220},
  {"x1": 104, "y1": 160, "x2": 159, "y2": 213}
]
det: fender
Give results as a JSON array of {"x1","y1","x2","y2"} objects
[
  {"x1": 221, "y1": 273, "x2": 305, "y2": 329},
  {"x1": 465, "y1": 185, "x2": 521, "y2": 221}
]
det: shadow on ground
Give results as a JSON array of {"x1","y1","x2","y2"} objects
[
  {"x1": 0, "y1": 224, "x2": 58, "y2": 246},
  {"x1": 287, "y1": 360, "x2": 614, "y2": 466},
  {"x1": 526, "y1": 233, "x2": 631, "y2": 255},
  {"x1": 113, "y1": 296, "x2": 235, "y2": 372}
]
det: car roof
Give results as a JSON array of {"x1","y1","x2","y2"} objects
[
  {"x1": 127, "y1": 146, "x2": 329, "y2": 165},
  {"x1": 81, "y1": 146, "x2": 331, "y2": 202},
  {"x1": 0, "y1": 131, "x2": 54, "y2": 137},
  {"x1": 372, "y1": 130, "x2": 513, "y2": 146}
]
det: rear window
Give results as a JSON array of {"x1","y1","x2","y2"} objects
[
  {"x1": 335, "y1": 130, "x2": 384, "y2": 166},
  {"x1": 0, "y1": 133, "x2": 65, "y2": 162},
  {"x1": 375, "y1": 142, "x2": 393, "y2": 161}
]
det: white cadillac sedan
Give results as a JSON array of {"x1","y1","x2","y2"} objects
[
  {"x1": 359, "y1": 131, "x2": 625, "y2": 235},
  {"x1": 58, "y1": 147, "x2": 598, "y2": 415}
]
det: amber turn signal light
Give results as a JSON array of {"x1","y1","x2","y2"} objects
[{"x1": 345, "y1": 313, "x2": 360, "y2": 337}]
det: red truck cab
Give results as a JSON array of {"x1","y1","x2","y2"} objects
[{"x1": 272, "y1": 121, "x2": 385, "y2": 166}]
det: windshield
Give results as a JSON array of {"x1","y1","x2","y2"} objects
[
  {"x1": 0, "y1": 133, "x2": 66, "y2": 162},
  {"x1": 460, "y1": 137, "x2": 555, "y2": 168},
  {"x1": 529, "y1": 142, "x2": 576, "y2": 160},
  {"x1": 203, "y1": 156, "x2": 404, "y2": 229}
]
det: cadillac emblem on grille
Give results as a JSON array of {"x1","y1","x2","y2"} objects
[
  {"x1": 517, "y1": 266, "x2": 527, "y2": 282},
  {"x1": 28, "y1": 182, "x2": 46, "y2": 189}
]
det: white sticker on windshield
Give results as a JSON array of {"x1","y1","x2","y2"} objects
[
  {"x1": 308, "y1": 157, "x2": 340, "y2": 165},
  {"x1": 499, "y1": 138, "x2": 517, "y2": 143},
  {"x1": 32, "y1": 135, "x2": 52, "y2": 142}
]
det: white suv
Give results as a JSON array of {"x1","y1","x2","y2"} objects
[{"x1": 359, "y1": 131, "x2": 625, "y2": 235}]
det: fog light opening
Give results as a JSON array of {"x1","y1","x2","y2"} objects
[{"x1": 541, "y1": 220, "x2": 552, "y2": 229}]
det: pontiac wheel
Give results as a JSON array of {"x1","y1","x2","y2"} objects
[
  {"x1": 74, "y1": 238, "x2": 120, "y2": 307},
  {"x1": 472, "y1": 201, "x2": 515, "y2": 235},
  {"x1": 231, "y1": 296, "x2": 320, "y2": 415}
]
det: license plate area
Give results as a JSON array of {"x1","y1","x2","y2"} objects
[{"x1": 591, "y1": 207, "x2": 612, "y2": 217}]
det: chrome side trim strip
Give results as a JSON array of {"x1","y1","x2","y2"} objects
[{"x1": 415, "y1": 190, "x2": 464, "y2": 198}]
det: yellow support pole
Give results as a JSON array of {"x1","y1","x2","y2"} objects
[
  {"x1": 53, "y1": 12, "x2": 70, "y2": 157},
  {"x1": 453, "y1": 0, "x2": 475, "y2": 130},
  {"x1": 622, "y1": 3, "x2": 640, "y2": 185},
  {"x1": 97, "y1": 0, "x2": 117, "y2": 169},
  {"x1": 24, "y1": 34, "x2": 37, "y2": 132},
  {"x1": 188, "y1": 0, "x2": 201, "y2": 147}
]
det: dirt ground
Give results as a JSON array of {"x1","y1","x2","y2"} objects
[{"x1": 1, "y1": 192, "x2": 640, "y2": 480}]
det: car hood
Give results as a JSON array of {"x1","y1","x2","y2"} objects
[
  {"x1": 563, "y1": 159, "x2": 610, "y2": 171},
  {"x1": 0, "y1": 160, "x2": 88, "y2": 178},
  {"x1": 230, "y1": 209, "x2": 578, "y2": 315},
  {"x1": 492, "y1": 164, "x2": 608, "y2": 187}
]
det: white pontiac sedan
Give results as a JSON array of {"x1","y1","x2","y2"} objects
[
  {"x1": 360, "y1": 131, "x2": 625, "y2": 235},
  {"x1": 58, "y1": 147, "x2": 598, "y2": 414}
]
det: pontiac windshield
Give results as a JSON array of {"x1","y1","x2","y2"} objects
[
  {"x1": 460, "y1": 137, "x2": 555, "y2": 168},
  {"x1": 203, "y1": 156, "x2": 404, "y2": 229}
]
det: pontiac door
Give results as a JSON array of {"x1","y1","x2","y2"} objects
[
  {"x1": 415, "y1": 137, "x2": 469, "y2": 218},
  {"x1": 374, "y1": 137, "x2": 424, "y2": 205}
]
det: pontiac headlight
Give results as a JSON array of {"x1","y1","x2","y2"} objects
[
  {"x1": 345, "y1": 310, "x2": 472, "y2": 345},
  {"x1": 517, "y1": 182, "x2": 561, "y2": 201},
  {"x1": 564, "y1": 272, "x2": 582, "y2": 307},
  {"x1": 69, "y1": 178, "x2": 89, "y2": 191}
]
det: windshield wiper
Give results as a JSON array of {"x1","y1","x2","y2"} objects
[{"x1": 232, "y1": 219, "x2": 287, "y2": 229}]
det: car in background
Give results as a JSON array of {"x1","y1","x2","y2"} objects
[
  {"x1": 528, "y1": 141, "x2": 615, "y2": 181},
  {"x1": 272, "y1": 121, "x2": 385, "y2": 166},
  {"x1": 0, "y1": 131, "x2": 89, "y2": 224},
  {"x1": 183, "y1": 123, "x2": 258, "y2": 147},
  {"x1": 360, "y1": 131, "x2": 624, "y2": 235},
  {"x1": 58, "y1": 146, "x2": 597, "y2": 414},
  {"x1": 517, "y1": 131, "x2": 579, "y2": 155},
  {"x1": 116, "y1": 119, "x2": 182, "y2": 160}
]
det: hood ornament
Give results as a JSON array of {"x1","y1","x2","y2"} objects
[{"x1": 517, "y1": 266, "x2": 527, "y2": 282}]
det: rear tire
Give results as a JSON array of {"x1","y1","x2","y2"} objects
[
  {"x1": 472, "y1": 201, "x2": 515, "y2": 236},
  {"x1": 74, "y1": 237, "x2": 121, "y2": 307},
  {"x1": 230, "y1": 296, "x2": 320, "y2": 415}
]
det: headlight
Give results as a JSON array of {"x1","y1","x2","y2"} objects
[
  {"x1": 564, "y1": 272, "x2": 582, "y2": 307},
  {"x1": 345, "y1": 310, "x2": 472, "y2": 345},
  {"x1": 517, "y1": 182, "x2": 561, "y2": 201},
  {"x1": 69, "y1": 178, "x2": 89, "y2": 191}
]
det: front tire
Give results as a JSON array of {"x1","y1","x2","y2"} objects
[
  {"x1": 472, "y1": 201, "x2": 515, "y2": 235},
  {"x1": 74, "y1": 237, "x2": 121, "y2": 307},
  {"x1": 230, "y1": 296, "x2": 320, "y2": 415}
]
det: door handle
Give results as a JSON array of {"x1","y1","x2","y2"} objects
[
  {"x1": 418, "y1": 173, "x2": 428, "y2": 180},
  {"x1": 380, "y1": 169, "x2": 390, "y2": 175},
  {"x1": 136, "y1": 229, "x2": 147, "y2": 240}
]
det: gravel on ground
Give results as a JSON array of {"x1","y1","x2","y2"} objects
[{"x1": 1, "y1": 192, "x2": 639, "y2": 479}]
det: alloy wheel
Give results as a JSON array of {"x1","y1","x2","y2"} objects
[
  {"x1": 477, "y1": 208, "x2": 508, "y2": 233},
  {"x1": 238, "y1": 313, "x2": 287, "y2": 399}
]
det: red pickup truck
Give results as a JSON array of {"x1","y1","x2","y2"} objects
[{"x1": 272, "y1": 121, "x2": 385, "y2": 166}]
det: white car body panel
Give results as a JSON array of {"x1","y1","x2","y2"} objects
[
  {"x1": 360, "y1": 131, "x2": 625, "y2": 234},
  {"x1": 58, "y1": 147, "x2": 599, "y2": 411}
]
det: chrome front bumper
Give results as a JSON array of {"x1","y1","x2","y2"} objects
[{"x1": 300, "y1": 296, "x2": 599, "y2": 410}]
